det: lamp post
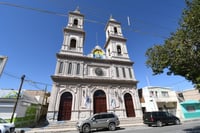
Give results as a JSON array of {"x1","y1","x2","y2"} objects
[{"x1": 10, "y1": 75, "x2": 25, "y2": 123}]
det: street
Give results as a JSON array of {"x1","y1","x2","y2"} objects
[{"x1": 65, "y1": 120, "x2": 200, "y2": 133}]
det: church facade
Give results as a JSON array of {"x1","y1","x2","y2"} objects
[{"x1": 47, "y1": 9, "x2": 142, "y2": 121}]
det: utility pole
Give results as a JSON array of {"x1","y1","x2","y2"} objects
[{"x1": 10, "y1": 75, "x2": 25, "y2": 123}]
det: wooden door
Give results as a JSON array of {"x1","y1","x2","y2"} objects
[
  {"x1": 124, "y1": 93, "x2": 135, "y2": 117},
  {"x1": 93, "y1": 90, "x2": 107, "y2": 114},
  {"x1": 58, "y1": 92, "x2": 72, "y2": 121}
]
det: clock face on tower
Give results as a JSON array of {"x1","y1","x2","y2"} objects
[{"x1": 95, "y1": 67, "x2": 103, "y2": 76}]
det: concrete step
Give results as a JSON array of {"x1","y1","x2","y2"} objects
[
  {"x1": 45, "y1": 117, "x2": 143, "y2": 128},
  {"x1": 26, "y1": 117, "x2": 143, "y2": 133}
]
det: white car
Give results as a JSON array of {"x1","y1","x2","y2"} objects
[{"x1": 0, "y1": 118, "x2": 15, "y2": 133}]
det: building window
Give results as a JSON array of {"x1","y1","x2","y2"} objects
[
  {"x1": 116, "y1": 67, "x2": 119, "y2": 77},
  {"x1": 122, "y1": 67, "x2": 126, "y2": 78},
  {"x1": 108, "y1": 49, "x2": 111, "y2": 56},
  {"x1": 76, "y1": 63, "x2": 80, "y2": 74},
  {"x1": 161, "y1": 91, "x2": 169, "y2": 97},
  {"x1": 107, "y1": 30, "x2": 110, "y2": 35},
  {"x1": 70, "y1": 39, "x2": 76, "y2": 49},
  {"x1": 68, "y1": 63, "x2": 72, "y2": 74},
  {"x1": 150, "y1": 91, "x2": 154, "y2": 97},
  {"x1": 117, "y1": 45, "x2": 121, "y2": 55},
  {"x1": 186, "y1": 106, "x2": 195, "y2": 112},
  {"x1": 114, "y1": 27, "x2": 118, "y2": 34},
  {"x1": 73, "y1": 19, "x2": 78, "y2": 26},
  {"x1": 155, "y1": 91, "x2": 158, "y2": 97},
  {"x1": 58, "y1": 62, "x2": 63, "y2": 73},
  {"x1": 128, "y1": 68, "x2": 132, "y2": 78}
]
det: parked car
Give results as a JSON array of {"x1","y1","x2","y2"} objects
[
  {"x1": 0, "y1": 118, "x2": 15, "y2": 133},
  {"x1": 143, "y1": 111, "x2": 181, "y2": 127},
  {"x1": 76, "y1": 112, "x2": 120, "y2": 133}
]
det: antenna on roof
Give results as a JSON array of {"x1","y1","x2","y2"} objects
[
  {"x1": 146, "y1": 75, "x2": 151, "y2": 87},
  {"x1": 127, "y1": 16, "x2": 131, "y2": 26},
  {"x1": 96, "y1": 32, "x2": 99, "y2": 45},
  {"x1": 110, "y1": 14, "x2": 112, "y2": 19}
]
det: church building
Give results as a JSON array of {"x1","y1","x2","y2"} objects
[{"x1": 47, "y1": 8, "x2": 142, "y2": 121}]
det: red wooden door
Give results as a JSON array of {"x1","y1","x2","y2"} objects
[
  {"x1": 124, "y1": 93, "x2": 135, "y2": 117},
  {"x1": 58, "y1": 92, "x2": 72, "y2": 121},
  {"x1": 94, "y1": 90, "x2": 107, "y2": 114}
]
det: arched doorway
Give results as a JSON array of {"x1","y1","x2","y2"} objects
[
  {"x1": 124, "y1": 93, "x2": 135, "y2": 117},
  {"x1": 93, "y1": 90, "x2": 107, "y2": 114},
  {"x1": 58, "y1": 92, "x2": 72, "y2": 121}
]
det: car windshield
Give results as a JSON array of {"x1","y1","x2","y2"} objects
[
  {"x1": 0, "y1": 118, "x2": 8, "y2": 123},
  {"x1": 86, "y1": 115, "x2": 93, "y2": 120}
]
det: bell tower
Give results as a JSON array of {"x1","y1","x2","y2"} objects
[
  {"x1": 60, "y1": 8, "x2": 85, "y2": 56},
  {"x1": 104, "y1": 16, "x2": 130, "y2": 61}
]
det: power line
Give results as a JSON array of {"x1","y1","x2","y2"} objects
[
  {"x1": 3, "y1": 71, "x2": 52, "y2": 90},
  {"x1": 0, "y1": 2, "x2": 67, "y2": 17},
  {"x1": 78, "y1": 2, "x2": 177, "y2": 31},
  {"x1": 0, "y1": 2, "x2": 169, "y2": 39}
]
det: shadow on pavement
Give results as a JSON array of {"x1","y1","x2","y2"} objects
[
  {"x1": 183, "y1": 126, "x2": 200, "y2": 133},
  {"x1": 92, "y1": 127, "x2": 125, "y2": 132}
]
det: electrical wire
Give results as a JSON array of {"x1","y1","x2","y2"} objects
[
  {"x1": 3, "y1": 71, "x2": 52, "y2": 90},
  {"x1": 0, "y1": 2, "x2": 67, "y2": 17},
  {"x1": 0, "y1": 1, "x2": 169, "y2": 39}
]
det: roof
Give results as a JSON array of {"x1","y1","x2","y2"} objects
[{"x1": 180, "y1": 100, "x2": 200, "y2": 104}]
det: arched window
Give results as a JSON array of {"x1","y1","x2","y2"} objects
[
  {"x1": 70, "y1": 39, "x2": 76, "y2": 49},
  {"x1": 128, "y1": 68, "x2": 132, "y2": 78},
  {"x1": 122, "y1": 67, "x2": 126, "y2": 78},
  {"x1": 117, "y1": 45, "x2": 121, "y2": 54},
  {"x1": 76, "y1": 63, "x2": 80, "y2": 74},
  {"x1": 116, "y1": 67, "x2": 119, "y2": 77},
  {"x1": 58, "y1": 62, "x2": 63, "y2": 73},
  {"x1": 114, "y1": 27, "x2": 118, "y2": 34},
  {"x1": 68, "y1": 63, "x2": 72, "y2": 74},
  {"x1": 73, "y1": 19, "x2": 78, "y2": 26},
  {"x1": 108, "y1": 49, "x2": 111, "y2": 56}
]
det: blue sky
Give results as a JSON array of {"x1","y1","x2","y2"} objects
[{"x1": 0, "y1": 0, "x2": 194, "y2": 92}]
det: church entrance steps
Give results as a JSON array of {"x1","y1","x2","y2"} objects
[{"x1": 26, "y1": 117, "x2": 143, "y2": 133}]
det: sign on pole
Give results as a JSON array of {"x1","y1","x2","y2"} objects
[{"x1": 0, "y1": 56, "x2": 8, "y2": 77}]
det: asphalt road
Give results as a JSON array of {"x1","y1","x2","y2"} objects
[{"x1": 66, "y1": 120, "x2": 200, "y2": 133}]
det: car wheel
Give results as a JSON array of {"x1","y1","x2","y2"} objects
[
  {"x1": 156, "y1": 121, "x2": 162, "y2": 127},
  {"x1": 108, "y1": 122, "x2": 116, "y2": 131},
  {"x1": 175, "y1": 119, "x2": 180, "y2": 125},
  {"x1": 82, "y1": 124, "x2": 90, "y2": 133},
  {"x1": 148, "y1": 124, "x2": 152, "y2": 127}
]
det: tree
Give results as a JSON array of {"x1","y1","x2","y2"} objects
[{"x1": 145, "y1": 0, "x2": 200, "y2": 89}]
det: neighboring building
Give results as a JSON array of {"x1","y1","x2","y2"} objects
[
  {"x1": 178, "y1": 89, "x2": 200, "y2": 119},
  {"x1": 180, "y1": 100, "x2": 200, "y2": 119},
  {"x1": 0, "y1": 89, "x2": 49, "y2": 127},
  {"x1": 47, "y1": 9, "x2": 142, "y2": 122},
  {"x1": 0, "y1": 56, "x2": 8, "y2": 76},
  {"x1": 23, "y1": 90, "x2": 50, "y2": 121},
  {"x1": 138, "y1": 86, "x2": 183, "y2": 119},
  {"x1": 178, "y1": 89, "x2": 200, "y2": 101}
]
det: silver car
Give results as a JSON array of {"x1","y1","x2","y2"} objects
[
  {"x1": 0, "y1": 118, "x2": 15, "y2": 133},
  {"x1": 76, "y1": 112, "x2": 120, "y2": 133}
]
